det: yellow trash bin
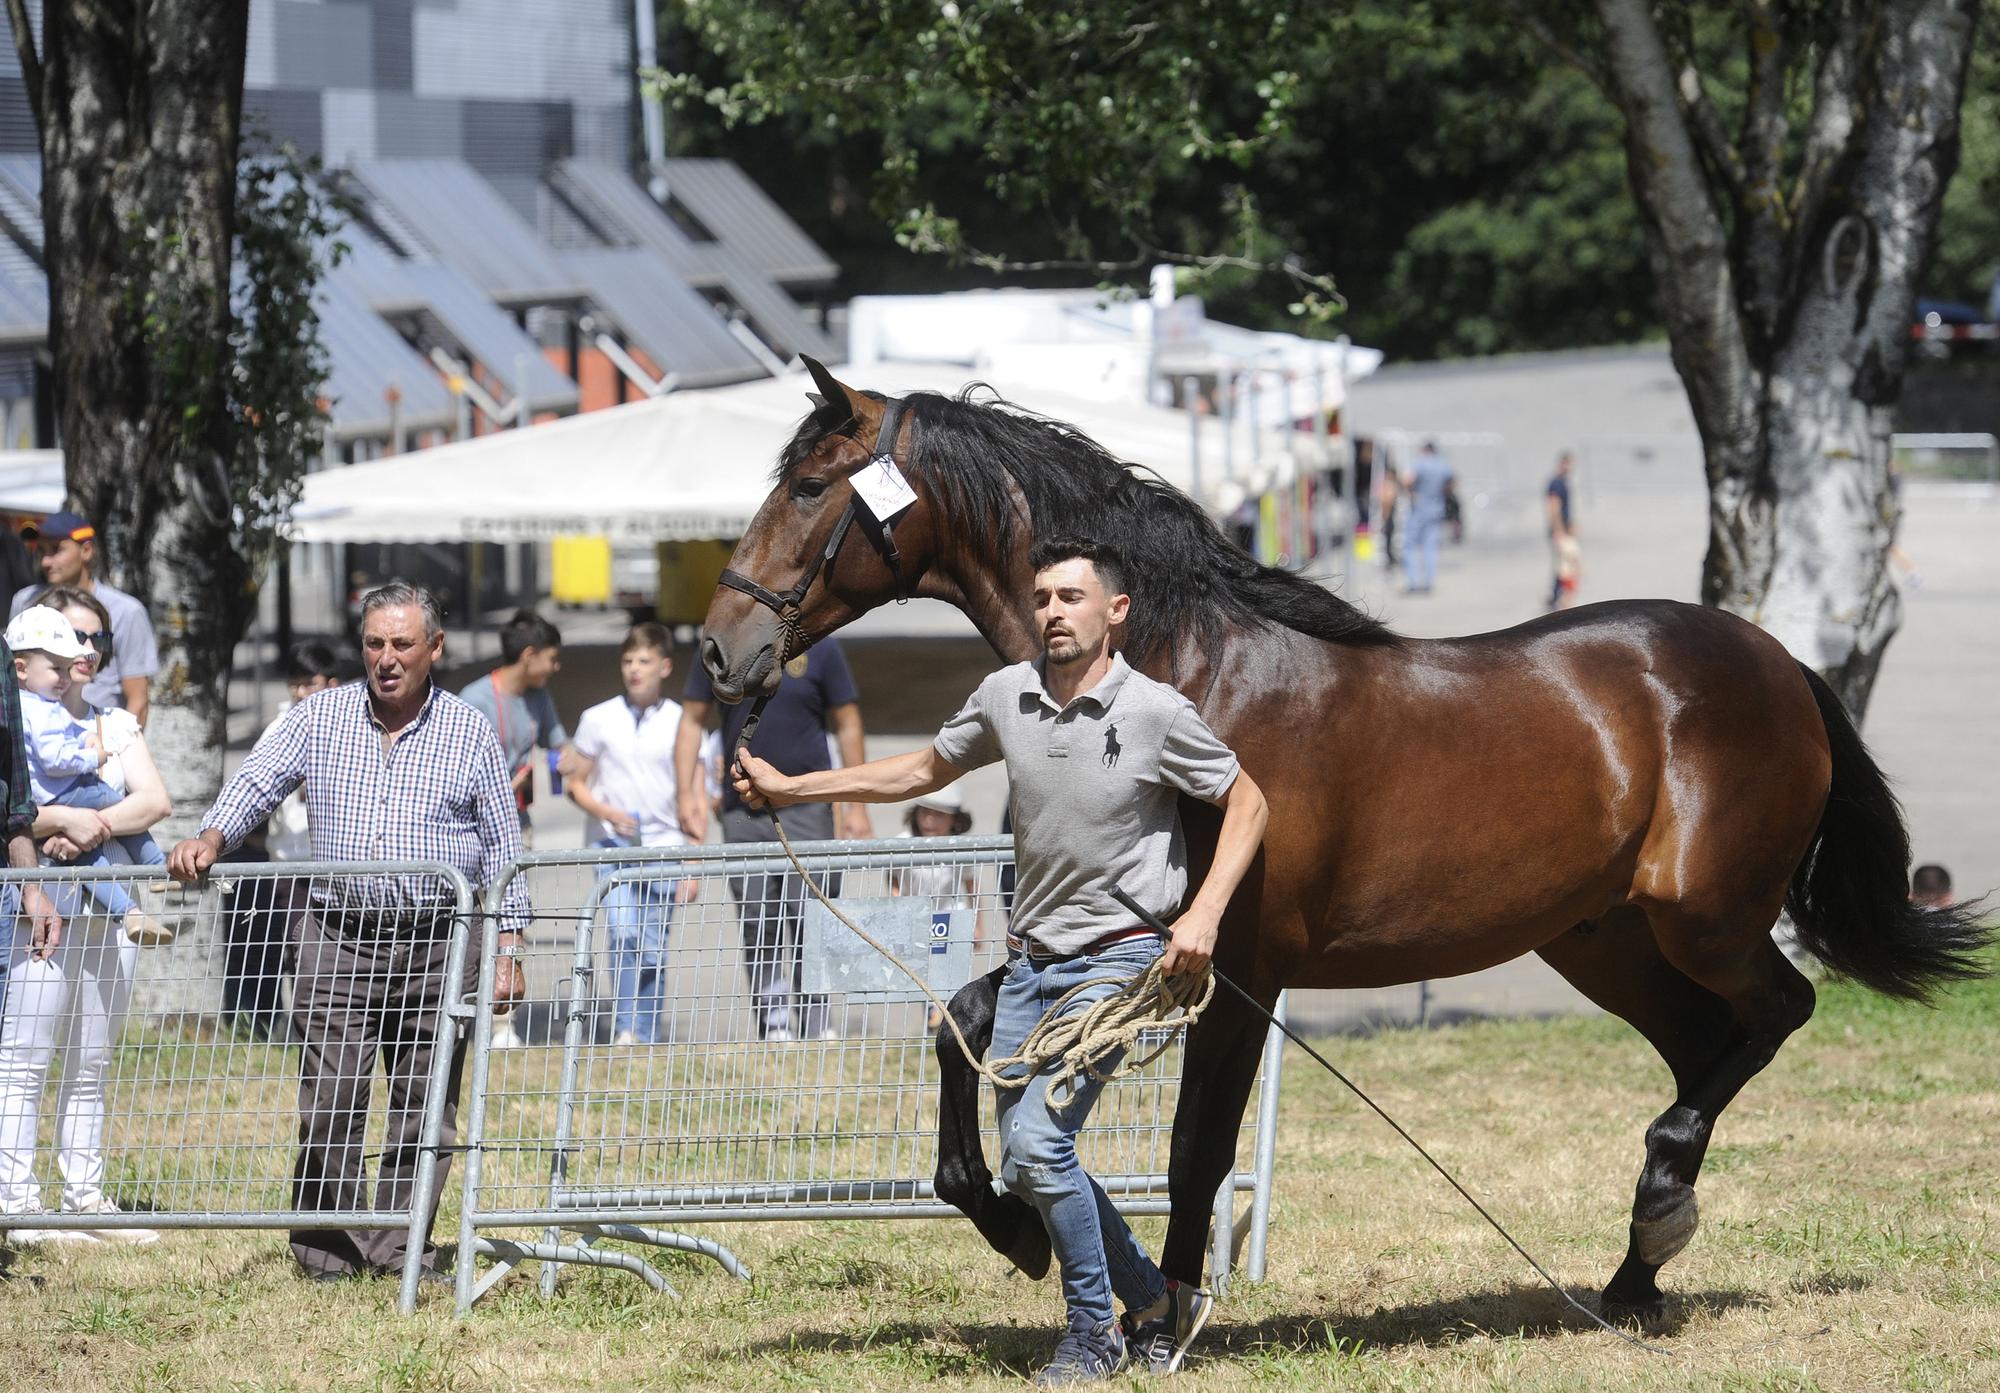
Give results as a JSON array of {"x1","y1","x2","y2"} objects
[{"x1": 551, "y1": 536, "x2": 614, "y2": 606}]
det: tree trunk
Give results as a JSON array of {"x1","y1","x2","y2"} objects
[
  {"x1": 36, "y1": 2, "x2": 251, "y2": 832},
  {"x1": 1598, "y1": 0, "x2": 1978, "y2": 719}
]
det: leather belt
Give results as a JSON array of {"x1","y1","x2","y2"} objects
[
  {"x1": 1007, "y1": 925, "x2": 1159, "y2": 964},
  {"x1": 310, "y1": 901, "x2": 456, "y2": 937}
]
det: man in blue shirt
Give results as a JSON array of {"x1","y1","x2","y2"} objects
[
  {"x1": 677, "y1": 636, "x2": 871, "y2": 1041},
  {"x1": 1400, "y1": 441, "x2": 1455, "y2": 595}
]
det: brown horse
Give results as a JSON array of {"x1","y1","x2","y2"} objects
[{"x1": 698, "y1": 358, "x2": 1989, "y2": 1317}]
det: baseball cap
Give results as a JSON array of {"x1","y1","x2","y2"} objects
[
  {"x1": 18, "y1": 509, "x2": 94, "y2": 543},
  {"x1": 4, "y1": 604, "x2": 90, "y2": 661}
]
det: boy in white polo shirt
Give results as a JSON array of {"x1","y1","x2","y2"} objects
[{"x1": 567, "y1": 623, "x2": 696, "y2": 1045}]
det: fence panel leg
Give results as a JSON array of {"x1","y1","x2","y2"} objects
[{"x1": 1245, "y1": 991, "x2": 1287, "y2": 1282}]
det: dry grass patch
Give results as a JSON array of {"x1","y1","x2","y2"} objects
[{"x1": 4, "y1": 962, "x2": 1998, "y2": 1391}]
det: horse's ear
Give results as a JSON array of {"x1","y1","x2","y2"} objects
[{"x1": 800, "y1": 355, "x2": 881, "y2": 436}]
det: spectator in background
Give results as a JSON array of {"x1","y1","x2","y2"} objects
[
  {"x1": 1400, "y1": 440, "x2": 1455, "y2": 595},
  {"x1": 9, "y1": 512, "x2": 159, "y2": 726},
  {"x1": 458, "y1": 610, "x2": 568, "y2": 848},
  {"x1": 889, "y1": 786, "x2": 977, "y2": 908},
  {"x1": 566, "y1": 623, "x2": 697, "y2": 1047},
  {"x1": 677, "y1": 637, "x2": 871, "y2": 1042},
  {"x1": 1375, "y1": 449, "x2": 1401, "y2": 570},
  {"x1": 0, "y1": 627, "x2": 61, "y2": 1007},
  {"x1": 1546, "y1": 451, "x2": 1579, "y2": 610},
  {"x1": 0, "y1": 525, "x2": 35, "y2": 602},
  {"x1": 219, "y1": 640, "x2": 342, "y2": 1040},
  {"x1": 0, "y1": 586, "x2": 170, "y2": 1242},
  {"x1": 170, "y1": 580, "x2": 529, "y2": 1284},
  {"x1": 1911, "y1": 863, "x2": 1954, "y2": 910},
  {"x1": 5, "y1": 605, "x2": 169, "y2": 946}
]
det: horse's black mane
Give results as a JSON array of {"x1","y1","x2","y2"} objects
[{"x1": 778, "y1": 386, "x2": 1398, "y2": 664}]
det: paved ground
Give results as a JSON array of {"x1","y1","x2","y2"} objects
[{"x1": 225, "y1": 349, "x2": 1996, "y2": 1030}]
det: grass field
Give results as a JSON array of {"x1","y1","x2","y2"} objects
[{"x1": 5, "y1": 962, "x2": 1997, "y2": 1393}]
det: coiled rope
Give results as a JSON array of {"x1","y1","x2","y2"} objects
[{"x1": 761, "y1": 806, "x2": 1211, "y2": 1101}]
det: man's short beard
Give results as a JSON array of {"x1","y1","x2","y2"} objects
[{"x1": 1043, "y1": 636, "x2": 1083, "y2": 665}]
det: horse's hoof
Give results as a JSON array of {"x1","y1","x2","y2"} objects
[
  {"x1": 1601, "y1": 1248, "x2": 1665, "y2": 1319},
  {"x1": 1632, "y1": 1195, "x2": 1699, "y2": 1266},
  {"x1": 1003, "y1": 1221, "x2": 1051, "y2": 1281}
]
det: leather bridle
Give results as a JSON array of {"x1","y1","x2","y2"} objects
[{"x1": 717, "y1": 396, "x2": 916, "y2": 746}]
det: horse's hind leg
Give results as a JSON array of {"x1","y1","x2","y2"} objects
[
  {"x1": 933, "y1": 966, "x2": 1051, "y2": 1279},
  {"x1": 1537, "y1": 905, "x2": 1814, "y2": 1313}
]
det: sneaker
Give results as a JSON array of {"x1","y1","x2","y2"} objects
[
  {"x1": 818, "y1": 1025, "x2": 841, "y2": 1042},
  {"x1": 64, "y1": 1196, "x2": 159, "y2": 1245},
  {"x1": 611, "y1": 1030, "x2": 639, "y2": 1047},
  {"x1": 1124, "y1": 1280, "x2": 1213, "y2": 1375},
  {"x1": 122, "y1": 909, "x2": 175, "y2": 947},
  {"x1": 1034, "y1": 1318, "x2": 1128, "y2": 1386},
  {"x1": 764, "y1": 1025, "x2": 796, "y2": 1043},
  {"x1": 1, "y1": 1201, "x2": 54, "y2": 1246}
]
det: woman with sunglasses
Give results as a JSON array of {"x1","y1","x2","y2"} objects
[{"x1": 0, "y1": 584, "x2": 172, "y2": 1242}]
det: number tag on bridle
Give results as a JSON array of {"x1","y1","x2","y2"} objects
[{"x1": 851, "y1": 454, "x2": 918, "y2": 523}]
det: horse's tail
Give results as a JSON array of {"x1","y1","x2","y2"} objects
[{"x1": 1784, "y1": 662, "x2": 1991, "y2": 1002}]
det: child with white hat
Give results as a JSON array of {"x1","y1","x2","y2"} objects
[{"x1": 6, "y1": 605, "x2": 170, "y2": 945}]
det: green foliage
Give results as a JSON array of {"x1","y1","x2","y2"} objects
[
  {"x1": 664, "y1": 2, "x2": 1998, "y2": 358},
  {"x1": 120, "y1": 143, "x2": 346, "y2": 589},
  {"x1": 659, "y1": 1, "x2": 1657, "y2": 354},
  {"x1": 229, "y1": 149, "x2": 350, "y2": 576},
  {"x1": 1930, "y1": 18, "x2": 2000, "y2": 306},
  {"x1": 660, "y1": 0, "x2": 1338, "y2": 311}
]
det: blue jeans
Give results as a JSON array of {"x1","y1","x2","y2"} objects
[
  {"x1": 1404, "y1": 511, "x2": 1442, "y2": 590},
  {"x1": 991, "y1": 936, "x2": 1170, "y2": 1329},
  {"x1": 594, "y1": 840, "x2": 680, "y2": 1044},
  {"x1": 47, "y1": 783, "x2": 164, "y2": 919}
]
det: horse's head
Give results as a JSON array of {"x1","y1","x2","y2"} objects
[{"x1": 699, "y1": 357, "x2": 943, "y2": 703}]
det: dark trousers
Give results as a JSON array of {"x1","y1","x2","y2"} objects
[
  {"x1": 223, "y1": 875, "x2": 301, "y2": 1040},
  {"x1": 288, "y1": 912, "x2": 471, "y2": 1279},
  {"x1": 721, "y1": 804, "x2": 839, "y2": 1039}
]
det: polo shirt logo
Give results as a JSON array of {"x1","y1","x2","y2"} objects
[{"x1": 1102, "y1": 724, "x2": 1122, "y2": 767}]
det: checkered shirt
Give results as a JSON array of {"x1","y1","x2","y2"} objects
[{"x1": 203, "y1": 680, "x2": 531, "y2": 930}]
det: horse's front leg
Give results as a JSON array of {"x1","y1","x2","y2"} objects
[
  {"x1": 934, "y1": 966, "x2": 1051, "y2": 1279},
  {"x1": 1159, "y1": 991, "x2": 1270, "y2": 1287}
]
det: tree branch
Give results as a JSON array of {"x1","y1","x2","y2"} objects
[
  {"x1": 1593, "y1": 0, "x2": 1757, "y2": 445},
  {"x1": 1735, "y1": 0, "x2": 1801, "y2": 347},
  {"x1": 1789, "y1": 1, "x2": 1870, "y2": 241},
  {"x1": 4, "y1": 0, "x2": 42, "y2": 132},
  {"x1": 1830, "y1": 0, "x2": 1981, "y2": 364},
  {"x1": 1738, "y1": 0, "x2": 1794, "y2": 211},
  {"x1": 1659, "y1": 9, "x2": 1748, "y2": 207}
]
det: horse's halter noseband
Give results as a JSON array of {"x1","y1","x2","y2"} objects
[{"x1": 717, "y1": 396, "x2": 915, "y2": 667}]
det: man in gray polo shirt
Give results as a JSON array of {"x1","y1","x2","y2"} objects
[{"x1": 733, "y1": 536, "x2": 1267, "y2": 1384}]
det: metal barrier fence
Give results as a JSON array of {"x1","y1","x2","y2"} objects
[
  {"x1": 454, "y1": 836, "x2": 1286, "y2": 1314},
  {"x1": 0, "y1": 861, "x2": 475, "y2": 1315}
]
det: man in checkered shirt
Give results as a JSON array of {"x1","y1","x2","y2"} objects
[{"x1": 170, "y1": 581, "x2": 529, "y2": 1283}]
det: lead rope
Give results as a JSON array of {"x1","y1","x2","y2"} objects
[
  {"x1": 764, "y1": 800, "x2": 1212, "y2": 1102},
  {"x1": 733, "y1": 701, "x2": 1210, "y2": 1103}
]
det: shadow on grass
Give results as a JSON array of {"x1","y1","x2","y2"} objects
[
  {"x1": 727, "y1": 1282, "x2": 1771, "y2": 1372},
  {"x1": 725, "y1": 1320, "x2": 1075, "y2": 1378},
  {"x1": 1206, "y1": 1282, "x2": 1767, "y2": 1352}
]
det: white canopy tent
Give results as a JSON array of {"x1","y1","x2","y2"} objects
[
  {"x1": 0, "y1": 451, "x2": 65, "y2": 515},
  {"x1": 290, "y1": 362, "x2": 1288, "y2": 545}
]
